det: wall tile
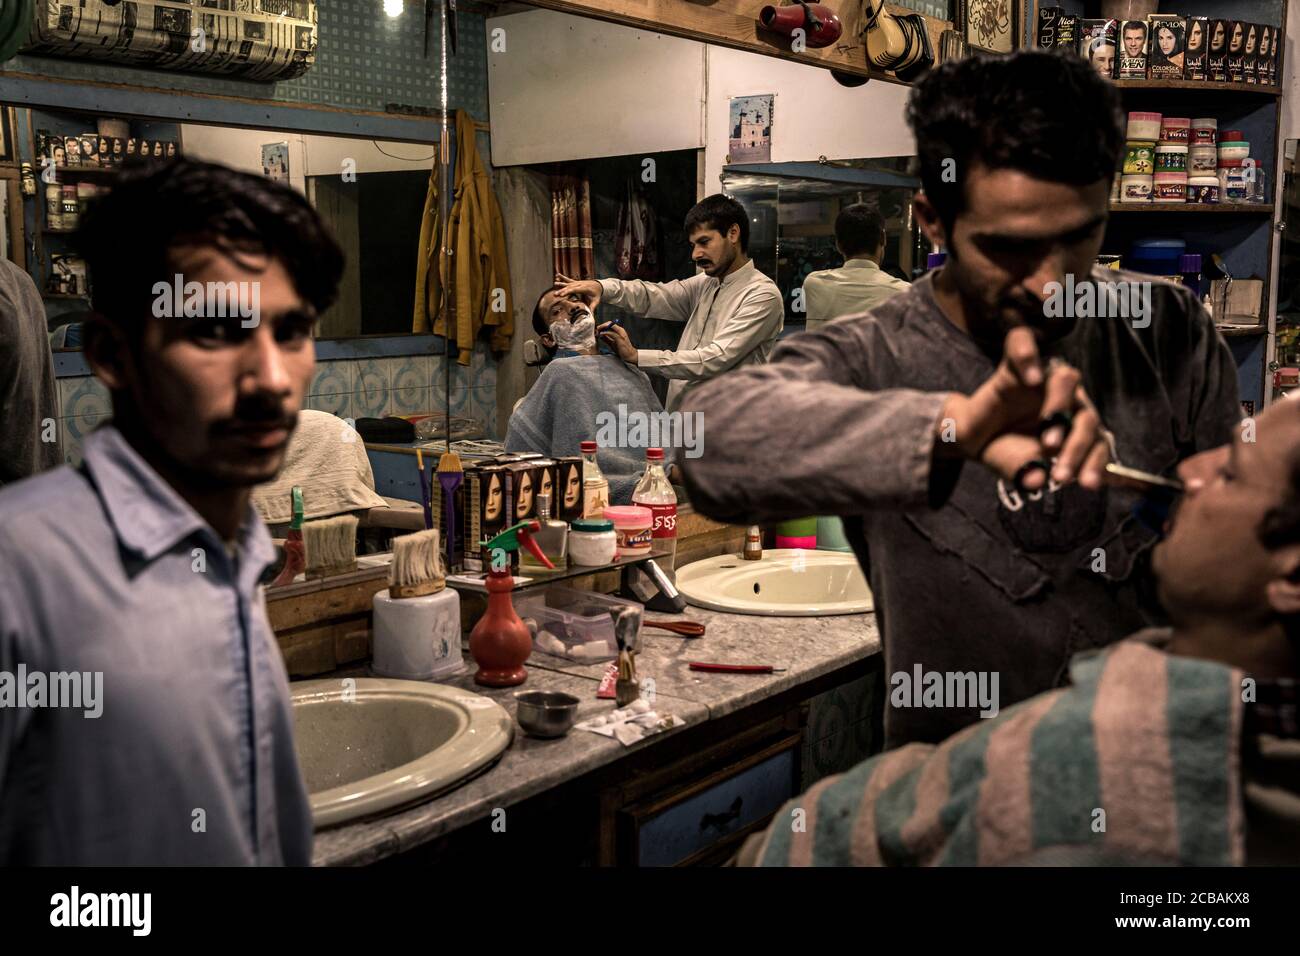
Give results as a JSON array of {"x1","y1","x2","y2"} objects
[
  {"x1": 470, "y1": 387, "x2": 498, "y2": 437},
  {"x1": 307, "y1": 393, "x2": 353, "y2": 420},
  {"x1": 351, "y1": 358, "x2": 390, "y2": 394},
  {"x1": 310, "y1": 360, "x2": 350, "y2": 396},
  {"x1": 390, "y1": 386, "x2": 432, "y2": 417},
  {"x1": 390, "y1": 356, "x2": 428, "y2": 393},
  {"x1": 59, "y1": 376, "x2": 110, "y2": 420}
]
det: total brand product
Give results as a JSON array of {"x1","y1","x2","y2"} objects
[
  {"x1": 1152, "y1": 172, "x2": 1187, "y2": 203},
  {"x1": 1158, "y1": 117, "x2": 1190, "y2": 144}
]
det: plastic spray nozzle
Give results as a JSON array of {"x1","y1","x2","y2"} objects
[
  {"x1": 290, "y1": 486, "x2": 304, "y2": 531},
  {"x1": 483, "y1": 520, "x2": 554, "y2": 571}
]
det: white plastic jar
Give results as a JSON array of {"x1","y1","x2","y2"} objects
[{"x1": 568, "y1": 518, "x2": 618, "y2": 566}]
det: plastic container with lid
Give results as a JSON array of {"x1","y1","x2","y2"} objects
[
  {"x1": 1188, "y1": 177, "x2": 1220, "y2": 203},
  {"x1": 604, "y1": 505, "x2": 654, "y2": 558},
  {"x1": 1218, "y1": 142, "x2": 1250, "y2": 163},
  {"x1": 1120, "y1": 174, "x2": 1153, "y2": 203},
  {"x1": 1158, "y1": 117, "x2": 1191, "y2": 144},
  {"x1": 1190, "y1": 118, "x2": 1218, "y2": 145},
  {"x1": 1129, "y1": 238, "x2": 1186, "y2": 275},
  {"x1": 1221, "y1": 130, "x2": 1245, "y2": 143},
  {"x1": 1218, "y1": 161, "x2": 1251, "y2": 201},
  {"x1": 1152, "y1": 172, "x2": 1188, "y2": 203},
  {"x1": 1122, "y1": 141, "x2": 1157, "y2": 175},
  {"x1": 1188, "y1": 145, "x2": 1218, "y2": 175},
  {"x1": 568, "y1": 518, "x2": 617, "y2": 567},
  {"x1": 1155, "y1": 144, "x2": 1188, "y2": 173},
  {"x1": 1126, "y1": 111, "x2": 1162, "y2": 141},
  {"x1": 516, "y1": 585, "x2": 643, "y2": 662}
]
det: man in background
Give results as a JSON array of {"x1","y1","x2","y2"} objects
[
  {"x1": 0, "y1": 258, "x2": 62, "y2": 485},
  {"x1": 0, "y1": 158, "x2": 343, "y2": 864},
  {"x1": 554, "y1": 194, "x2": 784, "y2": 412},
  {"x1": 802, "y1": 204, "x2": 909, "y2": 331}
]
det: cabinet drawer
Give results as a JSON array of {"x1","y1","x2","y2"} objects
[{"x1": 622, "y1": 738, "x2": 798, "y2": 867}]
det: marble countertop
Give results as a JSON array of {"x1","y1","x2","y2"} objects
[{"x1": 310, "y1": 605, "x2": 880, "y2": 866}]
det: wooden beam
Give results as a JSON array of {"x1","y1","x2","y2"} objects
[{"x1": 518, "y1": 1, "x2": 950, "y2": 84}]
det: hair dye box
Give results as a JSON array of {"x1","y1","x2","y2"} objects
[
  {"x1": 1146, "y1": 15, "x2": 1186, "y2": 80},
  {"x1": 1243, "y1": 22, "x2": 1261, "y2": 84},
  {"x1": 1184, "y1": 17, "x2": 1209, "y2": 80},
  {"x1": 1055, "y1": 15, "x2": 1078, "y2": 53},
  {"x1": 1078, "y1": 19, "x2": 1118, "y2": 78},
  {"x1": 1207, "y1": 18, "x2": 1231, "y2": 81},
  {"x1": 554, "y1": 456, "x2": 585, "y2": 523},
  {"x1": 1227, "y1": 20, "x2": 1248, "y2": 82},
  {"x1": 1036, "y1": 6, "x2": 1063, "y2": 48},
  {"x1": 463, "y1": 463, "x2": 510, "y2": 573},
  {"x1": 504, "y1": 462, "x2": 543, "y2": 527},
  {"x1": 1265, "y1": 25, "x2": 1279, "y2": 85},
  {"x1": 1117, "y1": 20, "x2": 1148, "y2": 79}
]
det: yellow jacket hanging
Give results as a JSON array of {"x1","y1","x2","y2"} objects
[{"x1": 413, "y1": 110, "x2": 513, "y2": 364}]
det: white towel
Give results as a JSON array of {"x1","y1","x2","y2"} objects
[{"x1": 253, "y1": 410, "x2": 387, "y2": 524}]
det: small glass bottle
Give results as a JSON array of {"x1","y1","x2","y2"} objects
[
  {"x1": 520, "y1": 491, "x2": 568, "y2": 572},
  {"x1": 580, "y1": 440, "x2": 609, "y2": 518},
  {"x1": 632, "y1": 447, "x2": 677, "y2": 581}
]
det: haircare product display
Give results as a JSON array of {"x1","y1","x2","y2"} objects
[
  {"x1": 554, "y1": 455, "x2": 585, "y2": 523},
  {"x1": 1117, "y1": 112, "x2": 1265, "y2": 205},
  {"x1": 1184, "y1": 17, "x2": 1209, "y2": 79},
  {"x1": 1147, "y1": 15, "x2": 1186, "y2": 79},
  {"x1": 1122, "y1": 141, "x2": 1156, "y2": 174}
]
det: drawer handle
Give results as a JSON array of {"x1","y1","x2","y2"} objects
[{"x1": 699, "y1": 796, "x2": 743, "y2": 833}]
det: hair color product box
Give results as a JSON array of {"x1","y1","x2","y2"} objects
[
  {"x1": 1055, "y1": 15, "x2": 1077, "y2": 53},
  {"x1": 505, "y1": 462, "x2": 542, "y2": 528},
  {"x1": 1184, "y1": 17, "x2": 1209, "y2": 80},
  {"x1": 1036, "y1": 6, "x2": 1063, "y2": 48},
  {"x1": 1147, "y1": 16, "x2": 1186, "y2": 80},
  {"x1": 1079, "y1": 19, "x2": 1118, "y2": 79},
  {"x1": 1117, "y1": 20, "x2": 1148, "y2": 79},
  {"x1": 554, "y1": 456, "x2": 585, "y2": 523},
  {"x1": 1265, "y1": 25, "x2": 1279, "y2": 85},
  {"x1": 1227, "y1": 20, "x2": 1248, "y2": 82},
  {"x1": 463, "y1": 463, "x2": 509, "y2": 573},
  {"x1": 125, "y1": 137, "x2": 140, "y2": 160},
  {"x1": 1207, "y1": 18, "x2": 1231, "y2": 81},
  {"x1": 1243, "y1": 22, "x2": 1261, "y2": 84}
]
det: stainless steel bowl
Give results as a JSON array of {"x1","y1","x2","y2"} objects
[{"x1": 514, "y1": 690, "x2": 580, "y2": 738}]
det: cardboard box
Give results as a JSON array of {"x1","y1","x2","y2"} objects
[
  {"x1": 1184, "y1": 17, "x2": 1208, "y2": 80},
  {"x1": 462, "y1": 464, "x2": 510, "y2": 573},
  {"x1": 1210, "y1": 278, "x2": 1264, "y2": 325},
  {"x1": 1243, "y1": 22, "x2": 1260, "y2": 83},
  {"x1": 554, "y1": 456, "x2": 585, "y2": 523},
  {"x1": 1056, "y1": 14, "x2": 1078, "y2": 53},
  {"x1": 1117, "y1": 19, "x2": 1148, "y2": 79},
  {"x1": 1078, "y1": 19, "x2": 1118, "y2": 79},
  {"x1": 1147, "y1": 15, "x2": 1186, "y2": 80},
  {"x1": 1227, "y1": 20, "x2": 1248, "y2": 82},
  {"x1": 1036, "y1": 6, "x2": 1063, "y2": 49},
  {"x1": 1208, "y1": 18, "x2": 1231, "y2": 81}
]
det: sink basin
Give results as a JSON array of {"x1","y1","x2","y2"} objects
[
  {"x1": 291, "y1": 678, "x2": 513, "y2": 828},
  {"x1": 675, "y1": 549, "x2": 873, "y2": 616}
]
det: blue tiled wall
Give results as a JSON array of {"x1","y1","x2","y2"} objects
[{"x1": 55, "y1": 341, "x2": 500, "y2": 467}]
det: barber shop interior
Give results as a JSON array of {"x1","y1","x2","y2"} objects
[{"x1": 2, "y1": 0, "x2": 1300, "y2": 906}]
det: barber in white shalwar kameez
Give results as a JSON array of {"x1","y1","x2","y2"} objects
[{"x1": 554, "y1": 194, "x2": 784, "y2": 412}]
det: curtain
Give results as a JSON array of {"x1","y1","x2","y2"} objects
[
  {"x1": 615, "y1": 177, "x2": 660, "y2": 280},
  {"x1": 549, "y1": 170, "x2": 594, "y2": 279}
]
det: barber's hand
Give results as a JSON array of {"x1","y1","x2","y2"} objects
[
  {"x1": 599, "y1": 321, "x2": 638, "y2": 364},
  {"x1": 939, "y1": 327, "x2": 1112, "y2": 491},
  {"x1": 554, "y1": 273, "x2": 603, "y2": 310}
]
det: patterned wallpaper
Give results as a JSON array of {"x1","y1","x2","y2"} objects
[{"x1": 9, "y1": 1, "x2": 489, "y2": 118}]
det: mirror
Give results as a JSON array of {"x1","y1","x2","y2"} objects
[
  {"x1": 14, "y1": 104, "x2": 435, "y2": 348},
  {"x1": 1276, "y1": 138, "x2": 1299, "y2": 401}
]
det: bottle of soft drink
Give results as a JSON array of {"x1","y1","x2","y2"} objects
[
  {"x1": 632, "y1": 447, "x2": 676, "y2": 580},
  {"x1": 580, "y1": 440, "x2": 609, "y2": 518}
]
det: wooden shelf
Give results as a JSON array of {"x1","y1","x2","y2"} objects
[
  {"x1": 43, "y1": 228, "x2": 77, "y2": 235},
  {"x1": 43, "y1": 292, "x2": 88, "y2": 300},
  {"x1": 43, "y1": 165, "x2": 121, "y2": 178},
  {"x1": 1114, "y1": 79, "x2": 1282, "y2": 96},
  {"x1": 1108, "y1": 202, "x2": 1273, "y2": 214},
  {"x1": 1217, "y1": 325, "x2": 1268, "y2": 338}
]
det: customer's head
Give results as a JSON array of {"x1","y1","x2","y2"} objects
[
  {"x1": 684, "y1": 194, "x2": 749, "y2": 278},
  {"x1": 1156, "y1": 402, "x2": 1300, "y2": 667},
  {"x1": 76, "y1": 158, "x2": 343, "y2": 489},
  {"x1": 834, "y1": 204, "x2": 886, "y2": 261},
  {"x1": 907, "y1": 50, "x2": 1121, "y2": 344},
  {"x1": 532, "y1": 287, "x2": 597, "y2": 355}
]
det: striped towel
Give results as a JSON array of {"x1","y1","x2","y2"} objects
[{"x1": 739, "y1": 640, "x2": 1245, "y2": 866}]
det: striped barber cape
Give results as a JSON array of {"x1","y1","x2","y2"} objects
[{"x1": 737, "y1": 638, "x2": 1246, "y2": 866}]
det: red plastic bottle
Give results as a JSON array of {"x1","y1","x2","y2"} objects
[{"x1": 468, "y1": 522, "x2": 552, "y2": 687}]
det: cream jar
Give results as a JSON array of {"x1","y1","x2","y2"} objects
[
  {"x1": 1188, "y1": 177, "x2": 1220, "y2": 203},
  {"x1": 1188, "y1": 145, "x2": 1218, "y2": 175},
  {"x1": 1155, "y1": 144, "x2": 1188, "y2": 174},
  {"x1": 1217, "y1": 142, "x2": 1250, "y2": 163},
  {"x1": 1120, "y1": 174, "x2": 1153, "y2": 203},
  {"x1": 1152, "y1": 172, "x2": 1187, "y2": 203},
  {"x1": 1122, "y1": 141, "x2": 1157, "y2": 175},
  {"x1": 1126, "y1": 112, "x2": 1162, "y2": 141},
  {"x1": 604, "y1": 506, "x2": 653, "y2": 559},
  {"x1": 568, "y1": 518, "x2": 617, "y2": 566}
]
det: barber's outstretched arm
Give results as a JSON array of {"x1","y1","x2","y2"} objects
[
  {"x1": 680, "y1": 325, "x2": 1109, "y2": 524},
  {"x1": 596, "y1": 274, "x2": 705, "y2": 324}
]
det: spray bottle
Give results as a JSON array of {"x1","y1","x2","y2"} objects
[
  {"x1": 271, "y1": 487, "x2": 305, "y2": 587},
  {"x1": 468, "y1": 520, "x2": 554, "y2": 687}
]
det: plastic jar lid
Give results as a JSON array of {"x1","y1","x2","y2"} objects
[
  {"x1": 603, "y1": 505, "x2": 652, "y2": 527},
  {"x1": 1221, "y1": 130, "x2": 1245, "y2": 141},
  {"x1": 1191, "y1": 118, "x2": 1217, "y2": 127},
  {"x1": 1188, "y1": 177, "x2": 1220, "y2": 185},
  {"x1": 571, "y1": 518, "x2": 614, "y2": 533},
  {"x1": 580, "y1": 440, "x2": 597, "y2": 453},
  {"x1": 1153, "y1": 172, "x2": 1188, "y2": 181},
  {"x1": 1155, "y1": 145, "x2": 1188, "y2": 153},
  {"x1": 1128, "y1": 111, "x2": 1162, "y2": 122},
  {"x1": 1161, "y1": 117, "x2": 1191, "y2": 126},
  {"x1": 1217, "y1": 159, "x2": 1249, "y2": 168}
]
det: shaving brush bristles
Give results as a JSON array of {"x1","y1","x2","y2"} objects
[
  {"x1": 303, "y1": 515, "x2": 359, "y2": 578},
  {"x1": 389, "y1": 528, "x2": 446, "y2": 598}
]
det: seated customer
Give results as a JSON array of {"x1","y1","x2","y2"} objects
[
  {"x1": 801, "y1": 204, "x2": 909, "y2": 331},
  {"x1": 506, "y1": 287, "x2": 674, "y2": 503},
  {"x1": 737, "y1": 400, "x2": 1300, "y2": 866}
]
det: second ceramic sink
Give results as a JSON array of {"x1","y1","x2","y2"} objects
[
  {"x1": 291, "y1": 678, "x2": 513, "y2": 829},
  {"x1": 675, "y1": 548, "x2": 873, "y2": 616}
]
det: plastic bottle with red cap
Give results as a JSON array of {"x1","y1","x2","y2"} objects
[{"x1": 632, "y1": 447, "x2": 677, "y2": 580}]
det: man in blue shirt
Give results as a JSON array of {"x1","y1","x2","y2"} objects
[{"x1": 0, "y1": 158, "x2": 344, "y2": 864}]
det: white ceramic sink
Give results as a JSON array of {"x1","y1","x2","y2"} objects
[
  {"x1": 291, "y1": 678, "x2": 513, "y2": 829},
  {"x1": 675, "y1": 548, "x2": 873, "y2": 616}
]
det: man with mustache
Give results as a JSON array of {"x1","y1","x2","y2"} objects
[
  {"x1": 553, "y1": 194, "x2": 784, "y2": 413},
  {"x1": 0, "y1": 159, "x2": 343, "y2": 864},
  {"x1": 680, "y1": 51, "x2": 1240, "y2": 748},
  {"x1": 506, "y1": 286, "x2": 677, "y2": 503}
]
